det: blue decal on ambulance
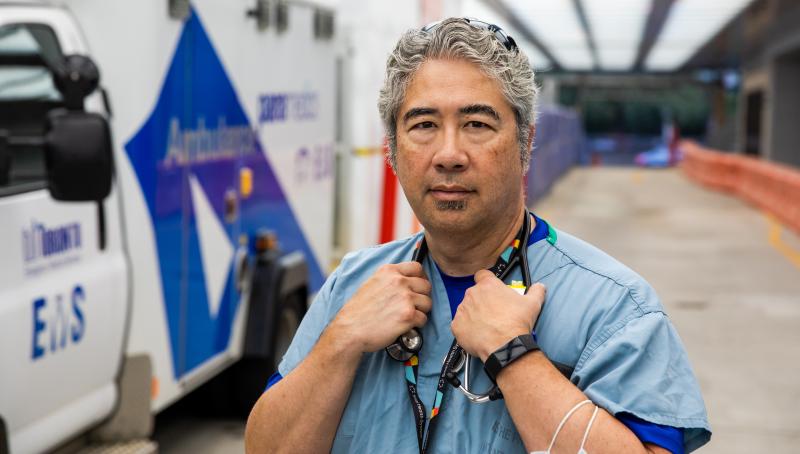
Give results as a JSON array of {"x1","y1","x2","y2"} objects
[
  {"x1": 258, "y1": 92, "x2": 319, "y2": 123},
  {"x1": 31, "y1": 285, "x2": 86, "y2": 361},
  {"x1": 21, "y1": 220, "x2": 81, "y2": 262},
  {"x1": 71, "y1": 285, "x2": 85, "y2": 343},
  {"x1": 31, "y1": 297, "x2": 46, "y2": 360},
  {"x1": 124, "y1": 8, "x2": 324, "y2": 378},
  {"x1": 21, "y1": 220, "x2": 83, "y2": 276}
]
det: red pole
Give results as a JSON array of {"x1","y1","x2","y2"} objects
[{"x1": 379, "y1": 139, "x2": 397, "y2": 244}]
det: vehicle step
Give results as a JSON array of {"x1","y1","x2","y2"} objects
[{"x1": 78, "y1": 439, "x2": 158, "y2": 454}]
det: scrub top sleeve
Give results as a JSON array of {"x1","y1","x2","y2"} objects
[
  {"x1": 574, "y1": 309, "x2": 712, "y2": 452},
  {"x1": 276, "y1": 267, "x2": 342, "y2": 378}
]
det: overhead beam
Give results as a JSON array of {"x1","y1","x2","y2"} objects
[
  {"x1": 633, "y1": 0, "x2": 675, "y2": 71},
  {"x1": 571, "y1": 0, "x2": 600, "y2": 70},
  {"x1": 481, "y1": 0, "x2": 564, "y2": 71},
  {"x1": 682, "y1": 1, "x2": 764, "y2": 71}
]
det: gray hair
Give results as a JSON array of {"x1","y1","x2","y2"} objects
[{"x1": 378, "y1": 18, "x2": 538, "y2": 172}]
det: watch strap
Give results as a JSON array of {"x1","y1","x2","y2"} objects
[{"x1": 483, "y1": 334, "x2": 539, "y2": 384}]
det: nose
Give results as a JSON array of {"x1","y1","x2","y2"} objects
[{"x1": 432, "y1": 127, "x2": 468, "y2": 172}]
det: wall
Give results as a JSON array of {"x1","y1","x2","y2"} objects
[{"x1": 768, "y1": 48, "x2": 800, "y2": 167}]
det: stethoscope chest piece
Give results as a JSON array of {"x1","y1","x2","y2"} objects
[{"x1": 386, "y1": 327, "x2": 423, "y2": 362}]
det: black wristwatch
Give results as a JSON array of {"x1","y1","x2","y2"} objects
[{"x1": 483, "y1": 334, "x2": 540, "y2": 384}]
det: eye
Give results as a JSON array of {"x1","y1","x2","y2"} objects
[
  {"x1": 466, "y1": 121, "x2": 488, "y2": 129},
  {"x1": 412, "y1": 121, "x2": 436, "y2": 130}
]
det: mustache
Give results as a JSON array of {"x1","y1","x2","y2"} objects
[{"x1": 429, "y1": 179, "x2": 474, "y2": 191}]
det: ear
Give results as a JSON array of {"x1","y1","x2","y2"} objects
[
  {"x1": 522, "y1": 123, "x2": 536, "y2": 176},
  {"x1": 382, "y1": 135, "x2": 398, "y2": 176},
  {"x1": 527, "y1": 123, "x2": 536, "y2": 150}
]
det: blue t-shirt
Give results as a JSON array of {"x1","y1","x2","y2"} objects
[
  {"x1": 438, "y1": 212, "x2": 551, "y2": 318},
  {"x1": 266, "y1": 215, "x2": 688, "y2": 453}
]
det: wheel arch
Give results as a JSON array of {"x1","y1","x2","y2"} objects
[{"x1": 243, "y1": 249, "x2": 309, "y2": 359}]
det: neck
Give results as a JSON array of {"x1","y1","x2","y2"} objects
[{"x1": 426, "y1": 205, "x2": 528, "y2": 277}]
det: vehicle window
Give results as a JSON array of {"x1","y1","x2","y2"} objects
[{"x1": 0, "y1": 23, "x2": 64, "y2": 196}]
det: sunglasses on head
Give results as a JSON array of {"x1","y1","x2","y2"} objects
[{"x1": 421, "y1": 17, "x2": 518, "y2": 52}]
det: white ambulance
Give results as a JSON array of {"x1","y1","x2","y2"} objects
[{"x1": 0, "y1": 1, "x2": 337, "y2": 452}]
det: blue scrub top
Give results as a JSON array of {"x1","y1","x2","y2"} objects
[
  {"x1": 272, "y1": 220, "x2": 711, "y2": 453},
  {"x1": 434, "y1": 216, "x2": 684, "y2": 453}
]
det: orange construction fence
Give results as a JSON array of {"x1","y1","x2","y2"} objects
[{"x1": 680, "y1": 140, "x2": 800, "y2": 236}]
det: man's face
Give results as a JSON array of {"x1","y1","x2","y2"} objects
[{"x1": 394, "y1": 58, "x2": 525, "y2": 235}]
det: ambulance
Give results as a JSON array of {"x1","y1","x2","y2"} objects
[{"x1": 0, "y1": 1, "x2": 337, "y2": 452}]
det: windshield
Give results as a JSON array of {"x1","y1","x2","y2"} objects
[
  {"x1": 0, "y1": 23, "x2": 65, "y2": 193},
  {"x1": 0, "y1": 23, "x2": 63, "y2": 101}
]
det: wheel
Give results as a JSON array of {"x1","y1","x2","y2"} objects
[
  {"x1": 229, "y1": 291, "x2": 305, "y2": 417},
  {"x1": 270, "y1": 292, "x2": 303, "y2": 370},
  {"x1": 169, "y1": 292, "x2": 306, "y2": 419}
]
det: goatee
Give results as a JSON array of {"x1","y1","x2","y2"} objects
[{"x1": 434, "y1": 200, "x2": 466, "y2": 210}]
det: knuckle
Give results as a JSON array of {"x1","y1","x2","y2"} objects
[
  {"x1": 400, "y1": 305, "x2": 416, "y2": 321},
  {"x1": 390, "y1": 274, "x2": 405, "y2": 287}
]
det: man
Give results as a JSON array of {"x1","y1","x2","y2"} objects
[{"x1": 245, "y1": 18, "x2": 710, "y2": 453}]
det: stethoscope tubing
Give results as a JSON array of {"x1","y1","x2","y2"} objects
[
  {"x1": 388, "y1": 209, "x2": 534, "y2": 403},
  {"x1": 452, "y1": 215, "x2": 533, "y2": 402}
]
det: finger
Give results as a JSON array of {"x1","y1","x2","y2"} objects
[
  {"x1": 411, "y1": 310, "x2": 428, "y2": 328},
  {"x1": 393, "y1": 261, "x2": 426, "y2": 278},
  {"x1": 412, "y1": 294, "x2": 433, "y2": 314},
  {"x1": 405, "y1": 276, "x2": 432, "y2": 295}
]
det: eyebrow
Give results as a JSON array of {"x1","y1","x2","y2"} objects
[
  {"x1": 401, "y1": 104, "x2": 501, "y2": 123},
  {"x1": 402, "y1": 107, "x2": 437, "y2": 123},
  {"x1": 460, "y1": 104, "x2": 500, "y2": 121}
]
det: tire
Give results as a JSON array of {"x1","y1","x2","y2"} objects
[{"x1": 228, "y1": 291, "x2": 305, "y2": 417}]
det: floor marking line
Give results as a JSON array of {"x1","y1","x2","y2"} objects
[{"x1": 766, "y1": 214, "x2": 800, "y2": 270}]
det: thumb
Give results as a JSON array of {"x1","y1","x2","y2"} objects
[
  {"x1": 474, "y1": 269, "x2": 497, "y2": 283},
  {"x1": 524, "y1": 282, "x2": 547, "y2": 303}
]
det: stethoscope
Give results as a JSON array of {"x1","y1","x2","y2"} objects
[{"x1": 385, "y1": 210, "x2": 533, "y2": 403}]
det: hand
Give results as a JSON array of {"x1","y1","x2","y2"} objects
[
  {"x1": 328, "y1": 262, "x2": 432, "y2": 354},
  {"x1": 451, "y1": 270, "x2": 546, "y2": 362}
]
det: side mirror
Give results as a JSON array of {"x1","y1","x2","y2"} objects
[
  {"x1": 44, "y1": 54, "x2": 112, "y2": 201},
  {"x1": 0, "y1": 132, "x2": 9, "y2": 186},
  {"x1": 45, "y1": 109, "x2": 112, "y2": 201}
]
